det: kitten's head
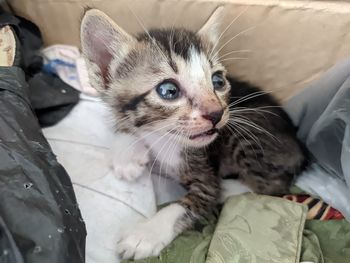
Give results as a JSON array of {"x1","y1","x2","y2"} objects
[{"x1": 81, "y1": 7, "x2": 230, "y2": 148}]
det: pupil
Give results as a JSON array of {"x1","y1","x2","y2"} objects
[
  {"x1": 213, "y1": 74, "x2": 224, "y2": 89},
  {"x1": 156, "y1": 81, "x2": 179, "y2": 100},
  {"x1": 169, "y1": 88, "x2": 175, "y2": 95}
]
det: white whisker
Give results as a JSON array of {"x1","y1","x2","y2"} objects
[
  {"x1": 229, "y1": 90, "x2": 272, "y2": 107},
  {"x1": 229, "y1": 107, "x2": 280, "y2": 118},
  {"x1": 126, "y1": 4, "x2": 170, "y2": 66},
  {"x1": 229, "y1": 116, "x2": 280, "y2": 143},
  {"x1": 163, "y1": 128, "x2": 184, "y2": 188},
  {"x1": 149, "y1": 128, "x2": 177, "y2": 181},
  {"x1": 229, "y1": 119, "x2": 265, "y2": 155},
  {"x1": 209, "y1": 6, "x2": 250, "y2": 59},
  {"x1": 219, "y1": 57, "x2": 248, "y2": 63},
  {"x1": 226, "y1": 122, "x2": 252, "y2": 158},
  {"x1": 163, "y1": 128, "x2": 180, "y2": 176},
  {"x1": 121, "y1": 122, "x2": 175, "y2": 156},
  {"x1": 217, "y1": 49, "x2": 251, "y2": 60},
  {"x1": 215, "y1": 25, "x2": 256, "y2": 56}
]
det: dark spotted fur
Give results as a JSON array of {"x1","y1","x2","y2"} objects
[
  {"x1": 137, "y1": 28, "x2": 205, "y2": 61},
  {"x1": 211, "y1": 77, "x2": 308, "y2": 194}
]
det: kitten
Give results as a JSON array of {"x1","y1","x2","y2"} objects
[{"x1": 80, "y1": 7, "x2": 307, "y2": 260}]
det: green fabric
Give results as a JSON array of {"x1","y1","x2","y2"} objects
[
  {"x1": 304, "y1": 220, "x2": 350, "y2": 263},
  {"x1": 300, "y1": 229, "x2": 324, "y2": 263},
  {"x1": 123, "y1": 194, "x2": 350, "y2": 263},
  {"x1": 289, "y1": 186, "x2": 307, "y2": 195},
  {"x1": 123, "y1": 194, "x2": 308, "y2": 263},
  {"x1": 206, "y1": 194, "x2": 307, "y2": 263}
]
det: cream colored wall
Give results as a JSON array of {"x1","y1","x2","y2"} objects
[{"x1": 8, "y1": 0, "x2": 350, "y2": 100}]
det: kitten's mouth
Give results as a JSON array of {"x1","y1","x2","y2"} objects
[{"x1": 189, "y1": 128, "x2": 218, "y2": 140}]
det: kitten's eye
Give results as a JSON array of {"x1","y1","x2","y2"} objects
[
  {"x1": 212, "y1": 72, "x2": 225, "y2": 90},
  {"x1": 156, "y1": 81, "x2": 180, "y2": 100}
]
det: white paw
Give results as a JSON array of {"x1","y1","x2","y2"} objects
[
  {"x1": 220, "y1": 179, "x2": 253, "y2": 203},
  {"x1": 117, "y1": 221, "x2": 170, "y2": 260},
  {"x1": 113, "y1": 158, "x2": 148, "y2": 181},
  {"x1": 111, "y1": 133, "x2": 150, "y2": 181},
  {"x1": 117, "y1": 204, "x2": 185, "y2": 260}
]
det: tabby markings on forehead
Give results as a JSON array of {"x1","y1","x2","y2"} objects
[{"x1": 137, "y1": 28, "x2": 204, "y2": 61}]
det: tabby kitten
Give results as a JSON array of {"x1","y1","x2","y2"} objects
[{"x1": 80, "y1": 7, "x2": 307, "y2": 260}]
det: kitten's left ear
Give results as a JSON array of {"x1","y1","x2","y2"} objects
[{"x1": 198, "y1": 6, "x2": 224, "y2": 46}]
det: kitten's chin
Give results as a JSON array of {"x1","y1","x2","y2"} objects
[{"x1": 182, "y1": 130, "x2": 219, "y2": 148}]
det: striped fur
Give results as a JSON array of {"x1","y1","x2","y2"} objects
[{"x1": 81, "y1": 8, "x2": 308, "y2": 260}]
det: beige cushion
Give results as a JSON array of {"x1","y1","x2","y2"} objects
[{"x1": 7, "y1": 0, "x2": 350, "y2": 100}]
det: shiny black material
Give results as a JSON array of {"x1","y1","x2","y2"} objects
[
  {"x1": 0, "y1": 11, "x2": 79, "y2": 127},
  {"x1": 0, "y1": 11, "x2": 85, "y2": 263},
  {"x1": 0, "y1": 66, "x2": 86, "y2": 263}
]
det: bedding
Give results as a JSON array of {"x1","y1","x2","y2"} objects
[
  {"x1": 42, "y1": 58, "x2": 350, "y2": 263},
  {"x1": 123, "y1": 195, "x2": 350, "y2": 263}
]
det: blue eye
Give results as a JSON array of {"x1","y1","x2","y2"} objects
[
  {"x1": 156, "y1": 81, "x2": 180, "y2": 100},
  {"x1": 212, "y1": 72, "x2": 225, "y2": 90}
]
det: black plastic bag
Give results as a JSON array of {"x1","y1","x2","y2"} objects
[
  {"x1": 0, "y1": 11, "x2": 80, "y2": 128},
  {"x1": 0, "y1": 67, "x2": 86, "y2": 262}
]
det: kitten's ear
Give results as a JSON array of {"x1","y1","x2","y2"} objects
[
  {"x1": 198, "y1": 6, "x2": 223, "y2": 46},
  {"x1": 80, "y1": 9, "x2": 135, "y2": 89}
]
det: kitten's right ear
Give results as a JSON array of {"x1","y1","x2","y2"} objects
[
  {"x1": 198, "y1": 6, "x2": 224, "y2": 47},
  {"x1": 80, "y1": 9, "x2": 135, "y2": 89}
]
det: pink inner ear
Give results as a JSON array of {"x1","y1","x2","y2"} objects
[
  {"x1": 93, "y1": 36, "x2": 112, "y2": 86},
  {"x1": 83, "y1": 20, "x2": 114, "y2": 87}
]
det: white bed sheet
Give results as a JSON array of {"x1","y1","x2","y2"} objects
[{"x1": 42, "y1": 96, "x2": 186, "y2": 263}]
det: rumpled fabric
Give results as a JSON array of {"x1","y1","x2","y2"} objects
[
  {"x1": 206, "y1": 194, "x2": 307, "y2": 263},
  {"x1": 28, "y1": 72, "x2": 80, "y2": 127},
  {"x1": 42, "y1": 45, "x2": 98, "y2": 97},
  {"x1": 0, "y1": 11, "x2": 80, "y2": 127},
  {"x1": 123, "y1": 194, "x2": 308, "y2": 263},
  {"x1": 300, "y1": 229, "x2": 324, "y2": 263},
  {"x1": 304, "y1": 220, "x2": 350, "y2": 263},
  {"x1": 285, "y1": 58, "x2": 350, "y2": 220}
]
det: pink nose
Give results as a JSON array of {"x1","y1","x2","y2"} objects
[{"x1": 202, "y1": 110, "x2": 224, "y2": 126}]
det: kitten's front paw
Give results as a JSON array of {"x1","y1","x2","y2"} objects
[
  {"x1": 117, "y1": 204, "x2": 184, "y2": 260},
  {"x1": 113, "y1": 163, "x2": 146, "y2": 181},
  {"x1": 113, "y1": 157, "x2": 148, "y2": 181},
  {"x1": 219, "y1": 179, "x2": 253, "y2": 203},
  {"x1": 117, "y1": 221, "x2": 173, "y2": 260},
  {"x1": 112, "y1": 134, "x2": 150, "y2": 181}
]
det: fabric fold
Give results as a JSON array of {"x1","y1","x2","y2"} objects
[{"x1": 206, "y1": 194, "x2": 308, "y2": 263}]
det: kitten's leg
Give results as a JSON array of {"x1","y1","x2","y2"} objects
[
  {"x1": 235, "y1": 148, "x2": 297, "y2": 195},
  {"x1": 117, "y1": 164, "x2": 219, "y2": 260},
  {"x1": 226, "y1": 129, "x2": 306, "y2": 195},
  {"x1": 111, "y1": 133, "x2": 150, "y2": 181},
  {"x1": 240, "y1": 171, "x2": 294, "y2": 195}
]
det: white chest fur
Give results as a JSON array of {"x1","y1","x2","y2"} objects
[{"x1": 141, "y1": 132, "x2": 184, "y2": 179}]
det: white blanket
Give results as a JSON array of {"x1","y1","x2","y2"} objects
[{"x1": 43, "y1": 96, "x2": 186, "y2": 263}]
